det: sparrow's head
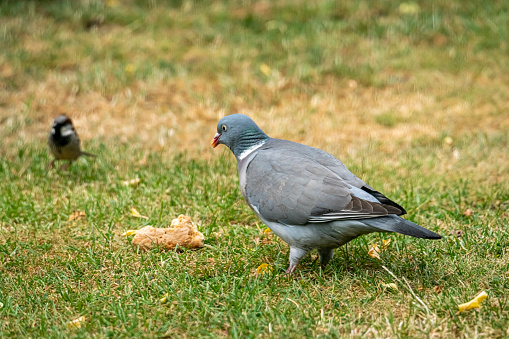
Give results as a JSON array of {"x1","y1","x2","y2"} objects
[{"x1": 51, "y1": 115, "x2": 75, "y2": 138}]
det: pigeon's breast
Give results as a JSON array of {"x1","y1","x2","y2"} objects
[{"x1": 236, "y1": 149, "x2": 259, "y2": 203}]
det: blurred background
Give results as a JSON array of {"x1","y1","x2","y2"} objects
[{"x1": 1, "y1": 0, "x2": 507, "y2": 164}]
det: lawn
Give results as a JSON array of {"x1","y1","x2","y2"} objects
[{"x1": 1, "y1": 0, "x2": 508, "y2": 337}]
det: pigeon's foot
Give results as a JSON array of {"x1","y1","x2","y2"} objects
[
  {"x1": 285, "y1": 264, "x2": 298, "y2": 275},
  {"x1": 285, "y1": 247, "x2": 308, "y2": 275}
]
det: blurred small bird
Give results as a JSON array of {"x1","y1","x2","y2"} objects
[
  {"x1": 212, "y1": 114, "x2": 442, "y2": 274},
  {"x1": 48, "y1": 115, "x2": 96, "y2": 169}
]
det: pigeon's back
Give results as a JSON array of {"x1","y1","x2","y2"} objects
[{"x1": 261, "y1": 138, "x2": 367, "y2": 188}]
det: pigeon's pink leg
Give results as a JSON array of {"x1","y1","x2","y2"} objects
[{"x1": 286, "y1": 247, "x2": 308, "y2": 274}]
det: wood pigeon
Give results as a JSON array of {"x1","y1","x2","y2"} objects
[{"x1": 212, "y1": 114, "x2": 441, "y2": 273}]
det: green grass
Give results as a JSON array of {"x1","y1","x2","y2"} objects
[
  {"x1": 1, "y1": 136, "x2": 508, "y2": 337},
  {"x1": 1, "y1": 0, "x2": 509, "y2": 337}
]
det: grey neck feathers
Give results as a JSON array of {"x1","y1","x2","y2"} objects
[{"x1": 231, "y1": 129, "x2": 269, "y2": 157}]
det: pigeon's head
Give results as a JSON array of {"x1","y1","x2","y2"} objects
[
  {"x1": 211, "y1": 114, "x2": 269, "y2": 157},
  {"x1": 51, "y1": 115, "x2": 75, "y2": 138}
]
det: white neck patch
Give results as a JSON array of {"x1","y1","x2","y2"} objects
[
  {"x1": 60, "y1": 124, "x2": 74, "y2": 137},
  {"x1": 238, "y1": 140, "x2": 266, "y2": 160}
]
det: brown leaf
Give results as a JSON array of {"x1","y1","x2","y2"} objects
[
  {"x1": 261, "y1": 237, "x2": 272, "y2": 245},
  {"x1": 66, "y1": 316, "x2": 85, "y2": 329},
  {"x1": 368, "y1": 244, "x2": 381, "y2": 260},
  {"x1": 68, "y1": 211, "x2": 86, "y2": 222},
  {"x1": 122, "y1": 178, "x2": 141, "y2": 187}
]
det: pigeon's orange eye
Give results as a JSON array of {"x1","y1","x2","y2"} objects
[{"x1": 221, "y1": 125, "x2": 227, "y2": 132}]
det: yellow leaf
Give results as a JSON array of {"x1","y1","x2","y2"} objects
[
  {"x1": 382, "y1": 239, "x2": 391, "y2": 248},
  {"x1": 131, "y1": 207, "x2": 148, "y2": 219},
  {"x1": 368, "y1": 244, "x2": 381, "y2": 259},
  {"x1": 264, "y1": 228, "x2": 271, "y2": 234},
  {"x1": 122, "y1": 178, "x2": 141, "y2": 187},
  {"x1": 458, "y1": 291, "x2": 488, "y2": 312},
  {"x1": 256, "y1": 263, "x2": 273, "y2": 275},
  {"x1": 399, "y1": 2, "x2": 420, "y2": 15},
  {"x1": 160, "y1": 293, "x2": 169, "y2": 303},
  {"x1": 121, "y1": 230, "x2": 137, "y2": 236},
  {"x1": 260, "y1": 63, "x2": 271, "y2": 76},
  {"x1": 106, "y1": 0, "x2": 118, "y2": 7},
  {"x1": 125, "y1": 64, "x2": 135, "y2": 73},
  {"x1": 68, "y1": 211, "x2": 86, "y2": 222},
  {"x1": 381, "y1": 283, "x2": 399, "y2": 292},
  {"x1": 66, "y1": 316, "x2": 85, "y2": 329}
]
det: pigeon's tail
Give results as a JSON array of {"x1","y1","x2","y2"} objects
[
  {"x1": 81, "y1": 151, "x2": 97, "y2": 158},
  {"x1": 363, "y1": 215, "x2": 442, "y2": 239}
]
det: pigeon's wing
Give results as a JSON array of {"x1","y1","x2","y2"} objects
[
  {"x1": 245, "y1": 147, "x2": 403, "y2": 225},
  {"x1": 296, "y1": 141, "x2": 368, "y2": 189},
  {"x1": 291, "y1": 139, "x2": 407, "y2": 215},
  {"x1": 359, "y1": 185, "x2": 406, "y2": 215}
]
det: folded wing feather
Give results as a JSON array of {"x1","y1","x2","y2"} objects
[{"x1": 245, "y1": 145, "x2": 405, "y2": 225}]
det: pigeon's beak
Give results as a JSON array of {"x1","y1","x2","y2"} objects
[{"x1": 211, "y1": 133, "x2": 221, "y2": 148}]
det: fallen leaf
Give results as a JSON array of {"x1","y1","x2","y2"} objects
[
  {"x1": 434, "y1": 285, "x2": 443, "y2": 294},
  {"x1": 464, "y1": 209, "x2": 473, "y2": 217},
  {"x1": 260, "y1": 63, "x2": 271, "y2": 76},
  {"x1": 399, "y1": 2, "x2": 420, "y2": 15},
  {"x1": 106, "y1": 0, "x2": 118, "y2": 7},
  {"x1": 160, "y1": 293, "x2": 169, "y2": 303},
  {"x1": 458, "y1": 291, "x2": 488, "y2": 312},
  {"x1": 256, "y1": 263, "x2": 273, "y2": 275},
  {"x1": 122, "y1": 178, "x2": 141, "y2": 187},
  {"x1": 125, "y1": 64, "x2": 135, "y2": 73},
  {"x1": 444, "y1": 136, "x2": 453, "y2": 145},
  {"x1": 121, "y1": 230, "x2": 138, "y2": 236},
  {"x1": 368, "y1": 244, "x2": 381, "y2": 259},
  {"x1": 261, "y1": 237, "x2": 272, "y2": 245},
  {"x1": 368, "y1": 239, "x2": 391, "y2": 259},
  {"x1": 67, "y1": 316, "x2": 85, "y2": 329},
  {"x1": 211, "y1": 231, "x2": 223, "y2": 238},
  {"x1": 68, "y1": 211, "x2": 86, "y2": 222},
  {"x1": 131, "y1": 207, "x2": 148, "y2": 219},
  {"x1": 348, "y1": 79, "x2": 358, "y2": 89},
  {"x1": 264, "y1": 228, "x2": 271, "y2": 234},
  {"x1": 381, "y1": 283, "x2": 399, "y2": 292}
]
